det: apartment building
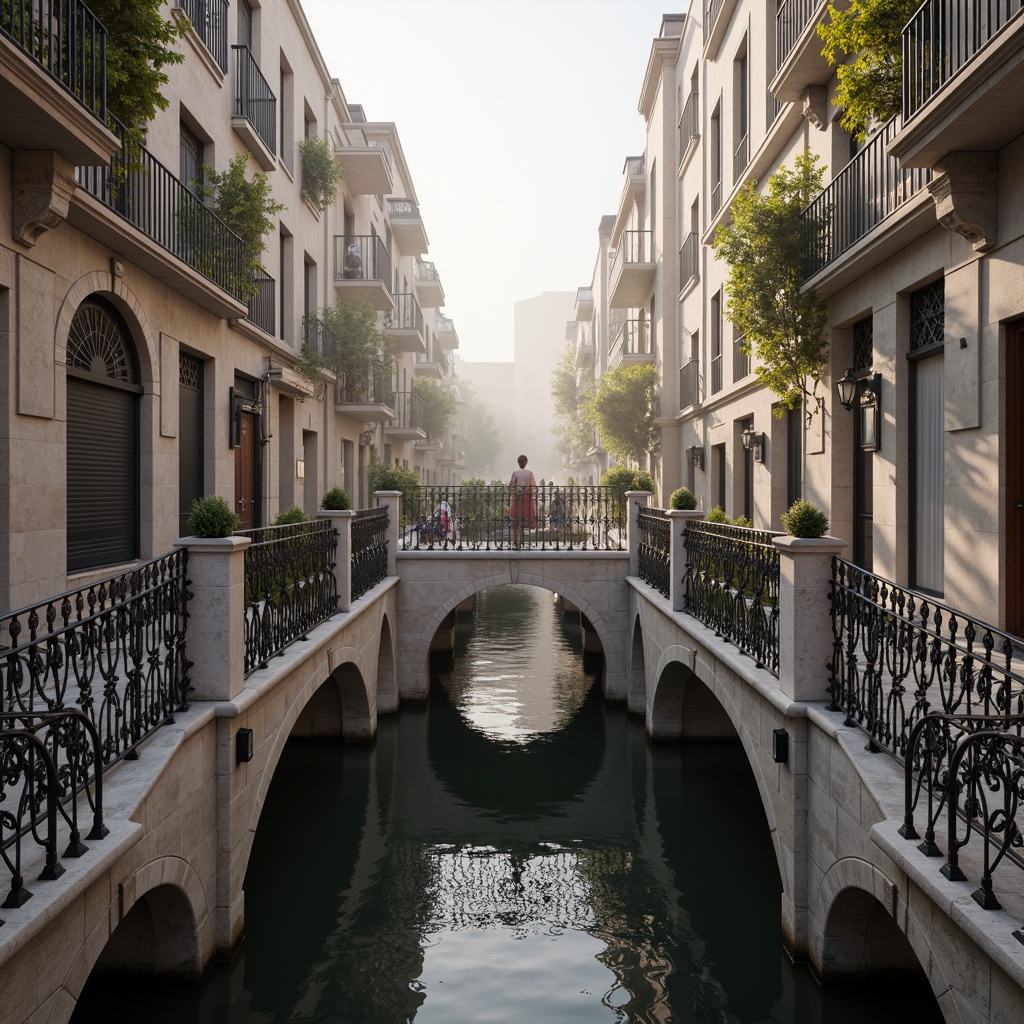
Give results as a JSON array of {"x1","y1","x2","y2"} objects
[
  {"x1": 574, "y1": 3, "x2": 1024, "y2": 629},
  {"x1": 0, "y1": 0, "x2": 461, "y2": 612}
]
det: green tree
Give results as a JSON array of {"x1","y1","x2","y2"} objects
[
  {"x1": 298, "y1": 136, "x2": 343, "y2": 213},
  {"x1": 301, "y1": 300, "x2": 393, "y2": 397},
  {"x1": 455, "y1": 382, "x2": 503, "y2": 478},
  {"x1": 713, "y1": 150, "x2": 829, "y2": 413},
  {"x1": 583, "y1": 363, "x2": 659, "y2": 465},
  {"x1": 413, "y1": 378, "x2": 457, "y2": 441},
  {"x1": 550, "y1": 345, "x2": 596, "y2": 469},
  {"x1": 88, "y1": 0, "x2": 188, "y2": 142},
  {"x1": 818, "y1": 0, "x2": 920, "y2": 140},
  {"x1": 199, "y1": 154, "x2": 284, "y2": 297}
]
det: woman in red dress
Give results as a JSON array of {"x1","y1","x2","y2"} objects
[{"x1": 508, "y1": 454, "x2": 536, "y2": 548}]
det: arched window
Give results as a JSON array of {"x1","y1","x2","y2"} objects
[{"x1": 66, "y1": 299, "x2": 142, "y2": 573}]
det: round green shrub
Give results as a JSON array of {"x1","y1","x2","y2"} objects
[
  {"x1": 273, "y1": 504, "x2": 311, "y2": 526},
  {"x1": 706, "y1": 506, "x2": 728, "y2": 524},
  {"x1": 732, "y1": 515, "x2": 753, "y2": 528},
  {"x1": 781, "y1": 499, "x2": 829, "y2": 538},
  {"x1": 187, "y1": 495, "x2": 238, "y2": 538},
  {"x1": 320, "y1": 486, "x2": 351, "y2": 511},
  {"x1": 669, "y1": 487, "x2": 698, "y2": 510}
]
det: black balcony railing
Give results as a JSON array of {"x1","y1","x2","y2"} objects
[
  {"x1": 679, "y1": 359, "x2": 701, "y2": 409},
  {"x1": 734, "y1": 334, "x2": 750, "y2": 381},
  {"x1": 1, "y1": 0, "x2": 107, "y2": 122},
  {"x1": 387, "y1": 293, "x2": 423, "y2": 334},
  {"x1": 683, "y1": 521, "x2": 782, "y2": 674},
  {"x1": 733, "y1": 133, "x2": 749, "y2": 182},
  {"x1": 610, "y1": 320, "x2": 651, "y2": 365},
  {"x1": 638, "y1": 507, "x2": 671, "y2": 598},
  {"x1": 399, "y1": 484, "x2": 626, "y2": 552},
  {"x1": 704, "y1": 0, "x2": 725, "y2": 42},
  {"x1": 710, "y1": 352, "x2": 723, "y2": 394},
  {"x1": 767, "y1": 86, "x2": 783, "y2": 126},
  {"x1": 775, "y1": 0, "x2": 826, "y2": 68},
  {"x1": 390, "y1": 391, "x2": 425, "y2": 431},
  {"x1": 710, "y1": 179, "x2": 722, "y2": 216},
  {"x1": 247, "y1": 266, "x2": 274, "y2": 335},
  {"x1": 334, "y1": 234, "x2": 393, "y2": 294},
  {"x1": 904, "y1": 0, "x2": 1024, "y2": 118},
  {"x1": 232, "y1": 44, "x2": 276, "y2": 155},
  {"x1": 678, "y1": 91, "x2": 699, "y2": 162},
  {"x1": 77, "y1": 119, "x2": 246, "y2": 299},
  {"x1": 237, "y1": 520, "x2": 338, "y2": 675},
  {"x1": 679, "y1": 232, "x2": 699, "y2": 289},
  {"x1": 178, "y1": 0, "x2": 228, "y2": 71},
  {"x1": 351, "y1": 507, "x2": 389, "y2": 601},
  {"x1": 618, "y1": 229, "x2": 653, "y2": 263},
  {"x1": 800, "y1": 115, "x2": 931, "y2": 280},
  {"x1": 303, "y1": 313, "x2": 336, "y2": 359},
  {"x1": 336, "y1": 359, "x2": 391, "y2": 406}
]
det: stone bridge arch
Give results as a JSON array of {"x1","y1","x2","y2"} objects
[{"x1": 395, "y1": 553, "x2": 630, "y2": 703}]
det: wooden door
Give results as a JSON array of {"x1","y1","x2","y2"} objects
[
  {"x1": 1008, "y1": 320, "x2": 1024, "y2": 636},
  {"x1": 234, "y1": 411, "x2": 255, "y2": 531}
]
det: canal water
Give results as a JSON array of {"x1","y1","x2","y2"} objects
[{"x1": 73, "y1": 584, "x2": 943, "y2": 1024}]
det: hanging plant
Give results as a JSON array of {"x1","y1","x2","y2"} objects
[{"x1": 299, "y1": 136, "x2": 343, "y2": 214}]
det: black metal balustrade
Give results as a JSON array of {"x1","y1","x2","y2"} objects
[
  {"x1": 399, "y1": 485, "x2": 626, "y2": 552},
  {"x1": 610, "y1": 320, "x2": 651, "y2": 366},
  {"x1": 77, "y1": 119, "x2": 246, "y2": 299},
  {"x1": 390, "y1": 391, "x2": 425, "y2": 431},
  {"x1": 800, "y1": 114, "x2": 931, "y2": 279},
  {"x1": 734, "y1": 333, "x2": 750, "y2": 381},
  {"x1": 336, "y1": 359, "x2": 392, "y2": 406},
  {"x1": 387, "y1": 293, "x2": 423, "y2": 334},
  {"x1": 637, "y1": 508, "x2": 671, "y2": 599},
  {"x1": 679, "y1": 232, "x2": 699, "y2": 289},
  {"x1": 903, "y1": 0, "x2": 1024, "y2": 118},
  {"x1": 678, "y1": 91, "x2": 699, "y2": 161},
  {"x1": 334, "y1": 234, "x2": 393, "y2": 292},
  {"x1": 1, "y1": 0, "x2": 107, "y2": 121},
  {"x1": 704, "y1": 0, "x2": 725, "y2": 41},
  {"x1": 710, "y1": 352, "x2": 723, "y2": 394},
  {"x1": 238, "y1": 520, "x2": 338, "y2": 675},
  {"x1": 734, "y1": 134, "x2": 749, "y2": 183},
  {"x1": 683, "y1": 521, "x2": 781, "y2": 673},
  {"x1": 178, "y1": 0, "x2": 228, "y2": 72},
  {"x1": 679, "y1": 359, "x2": 700, "y2": 409},
  {"x1": 766, "y1": 86, "x2": 783, "y2": 127},
  {"x1": 618, "y1": 229, "x2": 652, "y2": 264},
  {"x1": 351, "y1": 507, "x2": 389, "y2": 601},
  {"x1": 231, "y1": 44, "x2": 276, "y2": 155},
  {"x1": 247, "y1": 267, "x2": 275, "y2": 335},
  {"x1": 303, "y1": 312, "x2": 336, "y2": 359},
  {"x1": 775, "y1": 0, "x2": 825, "y2": 69}
]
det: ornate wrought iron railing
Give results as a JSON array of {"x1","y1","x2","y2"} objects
[
  {"x1": 77, "y1": 119, "x2": 246, "y2": 298},
  {"x1": 178, "y1": 0, "x2": 228, "y2": 71},
  {"x1": 637, "y1": 508, "x2": 671, "y2": 599},
  {"x1": 231, "y1": 44, "x2": 276, "y2": 155},
  {"x1": 903, "y1": 0, "x2": 1024, "y2": 119},
  {"x1": 800, "y1": 115, "x2": 932, "y2": 280},
  {"x1": 247, "y1": 266, "x2": 275, "y2": 335},
  {"x1": 683, "y1": 521, "x2": 781, "y2": 673},
  {"x1": 398, "y1": 485, "x2": 626, "y2": 552},
  {"x1": 1, "y1": 0, "x2": 107, "y2": 122},
  {"x1": 351, "y1": 507, "x2": 389, "y2": 601},
  {"x1": 238, "y1": 520, "x2": 338, "y2": 675},
  {"x1": 0, "y1": 549, "x2": 192, "y2": 764},
  {"x1": 899, "y1": 713, "x2": 1024, "y2": 911}
]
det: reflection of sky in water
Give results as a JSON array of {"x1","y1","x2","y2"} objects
[{"x1": 443, "y1": 586, "x2": 591, "y2": 742}]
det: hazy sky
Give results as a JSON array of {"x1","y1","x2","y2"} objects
[{"x1": 301, "y1": 0, "x2": 687, "y2": 363}]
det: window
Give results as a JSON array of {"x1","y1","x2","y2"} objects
[
  {"x1": 710, "y1": 292, "x2": 722, "y2": 394},
  {"x1": 710, "y1": 102, "x2": 722, "y2": 214},
  {"x1": 734, "y1": 42, "x2": 748, "y2": 181},
  {"x1": 179, "y1": 122, "x2": 204, "y2": 195},
  {"x1": 650, "y1": 159, "x2": 656, "y2": 247}
]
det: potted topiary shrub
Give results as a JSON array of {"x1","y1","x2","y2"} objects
[
  {"x1": 669, "y1": 487, "x2": 697, "y2": 510},
  {"x1": 321, "y1": 486, "x2": 351, "y2": 511},
  {"x1": 781, "y1": 499, "x2": 829, "y2": 538},
  {"x1": 187, "y1": 495, "x2": 238, "y2": 538}
]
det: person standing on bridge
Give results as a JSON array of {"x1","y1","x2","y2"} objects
[{"x1": 508, "y1": 454, "x2": 536, "y2": 549}]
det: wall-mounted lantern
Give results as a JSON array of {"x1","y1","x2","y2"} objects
[
  {"x1": 741, "y1": 426, "x2": 765, "y2": 463},
  {"x1": 836, "y1": 368, "x2": 881, "y2": 452},
  {"x1": 689, "y1": 446, "x2": 705, "y2": 471}
]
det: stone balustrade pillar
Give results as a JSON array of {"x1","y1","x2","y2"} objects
[
  {"x1": 316, "y1": 510, "x2": 355, "y2": 612},
  {"x1": 174, "y1": 535, "x2": 251, "y2": 702},
  {"x1": 626, "y1": 490, "x2": 652, "y2": 577},
  {"x1": 773, "y1": 535, "x2": 846, "y2": 703},
  {"x1": 375, "y1": 491, "x2": 402, "y2": 577},
  {"x1": 666, "y1": 509, "x2": 706, "y2": 612}
]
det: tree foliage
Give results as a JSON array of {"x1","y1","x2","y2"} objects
[
  {"x1": 454, "y1": 382, "x2": 503, "y2": 478},
  {"x1": 199, "y1": 154, "x2": 284, "y2": 296},
  {"x1": 818, "y1": 0, "x2": 920, "y2": 140},
  {"x1": 88, "y1": 0, "x2": 188, "y2": 141},
  {"x1": 300, "y1": 300, "x2": 393, "y2": 397},
  {"x1": 583, "y1": 363, "x2": 659, "y2": 466},
  {"x1": 412, "y1": 378, "x2": 457, "y2": 441},
  {"x1": 550, "y1": 345, "x2": 596, "y2": 469},
  {"x1": 299, "y1": 136, "x2": 343, "y2": 213},
  {"x1": 713, "y1": 151, "x2": 829, "y2": 413}
]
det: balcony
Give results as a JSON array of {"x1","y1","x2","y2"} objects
[
  {"x1": 710, "y1": 352, "x2": 723, "y2": 395},
  {"x1": 891, "y1": 0, "x2": 1024, "y2": 167},
  {"x1": 384, "y1": 293, "x2": 426, "y2": 354},
  {"x1": 801, "y1": 115, "x2": 933, "y2": 291},
  {"x1": 231, "y1": 44, "x2": 276, "y2": 169},
  {"x1": 73, "y1": 119, "x2": 246, "y2": 319},
  {"x1": 770, "y1": 0, "x2": 836, "y2": 103},
  {"x1": 612, "y1": 155, "x2": 646, "y2": 243},
  {"x1": 678, "y1": 92, "x2": 700, "y2": 173},
  {"x1": 608, "y1": 319, "x2": 654, "y2": 369},
  {"x1": 704, "y1": 0, "x2": 738, "y2": 59},
  {"x1": 334, "y1": 360, "x2": 394, "y2": 422},
  {"x1": 0, "y1": 0, "x2": 119, "y2": 165},
  {"x1": 177, "y1": 0, "x2": 228, "y2": 72},
  {"x1": 733, "y1": 334, "x2": 751, "y2": 382},
  {"x1": 335, "y1": 123, "x2": 393, "y2": 195},
  {"x1": 333, "y1": 234, "x2": 394, "y2": 311},
  {"x1": 302, "y1": 313, "x2": 336, "y2": 360},
  {"x1": 384, "y1": 391, "x2": 426, "y2": 441},
  {"x1": 436, "y1": 315, "x2": 460, "y2": 349},
  {"x1": 246, "y1": 267, "x2": 275, "y2": 336},
  {"x1": 414, "y1": 343, "x2": 449, "y2": 380},
  {"x1": 679, "y1": 360, "x2": 701, "y2": 410},
  {"x1": 575, "y1": 286, "x2": 594, "y2": 320},
  {"x1": 608, "y1": 230, "x2": 656, "y2": 309},
  {"x1": 734, "y1": 133, "x2": 749, "y2": 184},
  {"x1": 413, "y1": 259, "x2": 445, "y2": 308},
  {"x1": 678, "y1": 232, "x2": 700, "y2": 295},
  {"x1": 575, "y1": 326, "x2": 594, "y2": 369},
  {"x1": 387, "y1": 198, "x2": 428, "y2": 255}
]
